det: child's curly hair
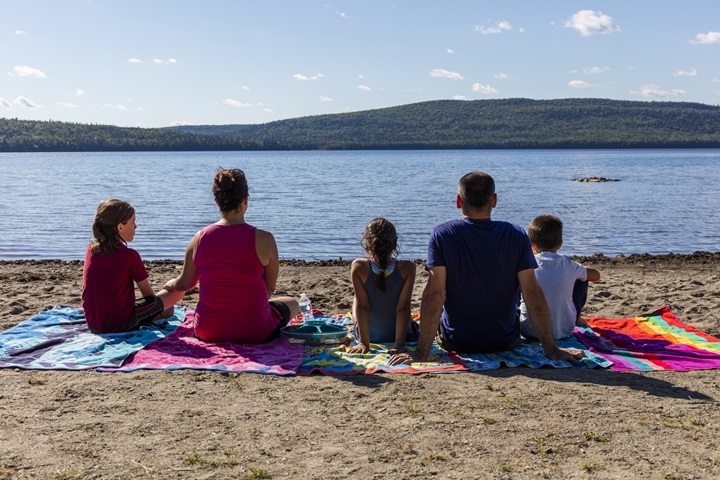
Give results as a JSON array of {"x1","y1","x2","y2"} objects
[
  {"x1": 361, "y1": 217, "x2": 399, "y2": 292},
  {"x1": 91, "y1": 199, "x2": 135, "y2": 255}
]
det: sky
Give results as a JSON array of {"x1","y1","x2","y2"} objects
[{"x1": 2, "y1": 0, "x2": 720, "y2": 128}]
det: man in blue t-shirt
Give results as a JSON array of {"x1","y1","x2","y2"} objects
[{"x1": 389, "y1": 172, "x2": 583, "y2": 364}]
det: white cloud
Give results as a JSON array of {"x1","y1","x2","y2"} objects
[
  {"x1": 357, "y1": 85, "x2": 372, "y2": 91},
  {"x1": 127, "y1": 58, "x2": 143, "y2": 64},
  {"x1": 156, "y1": 59, "x2": 176, "y2": 65},
  {"x1": 9, "y1": 65, "x2": 46, "y2": 78},
  {"x1": 494, "y1": 72, "x2": 510, "y2": 79},
  {"x1": 76, "y1": 89, "x2": 85, "y2": 96},
  {"x1": 453, "y1": 95, "x2": 468, "y2": 100},
  {"x1": 638, "y1": 84, "x2": 686, "y2": 98},
  {"x1": 585, "y1": 66, "x2": 610, "y2": 74},
  {"x1": 690, "y1": 32, "x2": 720, "y2": 45},
  {"x1": 57, "y1": 102, "x2": 79, "y2": 109},
  {"x1": 430, "y1": 68, "x2": 463, "y2": 80},
  {"x1": 223, "y1": 98, "x2": 252, "y2": 108},
  {"x1": 13, "y1": 96, "x2": 41, "y2": 108},
  {"x1": 565, "y1": 10, "x2": 620, "y2": 37},
  {"x1": 293, "y1": 73, "x2": 324, "y2": 81},
  {"x1": 569, "y1": 80, "x2": 596, "y2": 88},
  {"x1": 471, "y1": 83, "x2": 498, "y2": 94},
  {"x1": 0, "y1": 98, "x2": 12, "y2": 109},
  {"x1": 627, "y1": 65, "x2": 639, "y2": 71},
  {"x1": 338, "y1": 11, "x2": 349, "y2": 19},
  {"x1": 674, "y1": 68, "x2": 697, "y2": 77},
  {"x1": 447, "y1": 49, "x2": 455, "y2": 54},
  {"x1": 319, "y1": 96, "x2": 332, "y2": 102},
  {"x1": 15, "y1": 30, "x2": 27, "y2": 36},
  {"x1": 474, "y1": 20, "x2": 512, "y2": 35},
  {"x1": 242, "y1": 86, "x2": 250, "y2": 91},
  {"x1": 102, "y1": 104, "x2": 128, "y2": 110},
  {"x1": 497, "y1": 21, "x2": 512, "y2": 31},
  {"x1": 168, "y1": 121, "x2": 191, "y2": 126}
]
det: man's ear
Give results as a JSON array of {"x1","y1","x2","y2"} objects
[
  {"x1": 456, "y1": 194, "x2": 462, "y2": 209},
  {"x1": 491, "y1": 193, "x2": 498, "y2": 208}
]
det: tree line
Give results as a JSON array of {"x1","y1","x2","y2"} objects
[{"x1": 3, "y1": 98, "x2": 720, "y2": 152}]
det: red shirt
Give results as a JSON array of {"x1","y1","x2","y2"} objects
[
  {"x1": 193, "y1": 223, "x2": 280, "y2": 343},
  {"x1": 82, "y1": 244, "x2": 149, "y2": 333}
]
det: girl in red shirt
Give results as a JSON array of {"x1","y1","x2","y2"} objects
[{"x1": 81, "y1": 199, "x2": 183, "y2": 333}]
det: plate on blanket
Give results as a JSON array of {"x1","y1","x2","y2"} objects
[{"x1": 281, "y1": 323, "x2": 350, "y2": 346}]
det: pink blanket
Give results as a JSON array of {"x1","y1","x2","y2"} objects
[{"x1": 100, "y1": 310, "x2": 303, "y2": 375}]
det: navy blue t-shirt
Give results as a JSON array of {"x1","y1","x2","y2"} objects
[{"x1": 426, "y1": 218, "x2": 537, "y2": 353}]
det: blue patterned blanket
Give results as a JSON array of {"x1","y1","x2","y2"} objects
[{"x1": 0, "y1": 306, "x2": 183, "y2": 370}]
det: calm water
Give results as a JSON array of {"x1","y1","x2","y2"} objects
[{"x1": 0, "y1": 149, "x2": 718, "y2": 260}]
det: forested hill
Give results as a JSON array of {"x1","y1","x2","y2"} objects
[
  {"x1": 3, "y1": 98, "x2": 720, "y2": 152},
  {"x1": 170, "y1": 99, "x2": 720, "y2": 149},
  {"x1": 0, "y1": 118, "x2": 274, "y2": 152}
]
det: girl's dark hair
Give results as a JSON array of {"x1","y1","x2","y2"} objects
[
  {"x1": 213, "y1": 168, "x2": 249, "y2": 213},
  {"x1": 91, "y1": 199, "x2": 135, "y2": 255},
  {"x1": 361, "y1": 217, "x2": 398, "y2": 292}
]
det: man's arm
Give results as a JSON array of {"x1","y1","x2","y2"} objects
[
  {"x1": 388, "y1": 266, "x2": 446, "y2": 365},
  {"x1": 518, "y1": 268, "x2": 584, "y2": 361}
]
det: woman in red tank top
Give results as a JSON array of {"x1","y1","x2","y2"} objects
[{"x1": 163, "y1": 169, "x2": 299, "y2": 343}]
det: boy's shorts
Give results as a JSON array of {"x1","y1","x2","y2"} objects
[{"x1": 128, "y1": 295, "x2": 166, "y2": 330}]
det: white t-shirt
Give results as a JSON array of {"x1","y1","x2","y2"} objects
[{"x1": 520, "y1": 251, "x2": 588, "y2": 340}]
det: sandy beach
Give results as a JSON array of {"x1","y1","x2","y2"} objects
[{"x1": 1, "y1": 253, "x2": 719, "y2": 479}]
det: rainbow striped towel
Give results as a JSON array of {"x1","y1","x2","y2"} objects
[{"x1": 574, "y1": 306, "x2": 720, "y2": 371}]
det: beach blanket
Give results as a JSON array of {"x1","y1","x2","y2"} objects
[
  {"x1": 101, "y1": 310, "x2": 304, "y2": 376},
  {"x1": 0, "y1": 306, "x2": 183, "y2": 370},
  {"x1": 456, "y1": 336, "x2": 613, "y2": 371},
  {"x1": 574, "y1": 306, "x2": 720, "y2": 371},
  {"x1": 298, "y1": 341, "x2": 469, "y2": 375},
  {"x1": 296, "y1": 312, "x2": 467, "y2": 375},
  {"x1": 300, "y1": 311, "x2": 610, "y2": 374}
]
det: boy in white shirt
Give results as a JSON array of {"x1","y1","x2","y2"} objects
[{"x1": 520, "y1": 215, "x2": 601, "y2": 340}]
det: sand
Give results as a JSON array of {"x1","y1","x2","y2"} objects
[{"x1": 0, "y1": 253, "x2": 719, "y2": 479}]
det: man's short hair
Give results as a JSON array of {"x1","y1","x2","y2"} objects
[
  {"x1": 458, "y1": 172, "x2": 495, "y2": 213},
  {"x1": 528, "y1": 214, "x2": 563, "y2": 251}
]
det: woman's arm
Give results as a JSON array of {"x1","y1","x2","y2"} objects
[
  {"x1": 163, "y1": 233, "x2": 200, "y2": 293},
  {"x1": 256, "y1": 229, "x2": 279, "y2": 297},
  {"x1": 347, "y1": 259, "x2": 371, "y2": 354},
  {"x1": 391, "y1": 261, "x2": 416, "y2": 354}
]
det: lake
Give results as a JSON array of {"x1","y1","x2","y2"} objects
[{"x1": 0, "y1": 149, "x2": 718, "y2": 260}]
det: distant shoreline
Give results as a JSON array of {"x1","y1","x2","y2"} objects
[
  {"x1": 5, "y1": 98, "x2": 720, "y2": 151},
  {"x1": 2, "y1": 251, "x2": 719, "y2": 267}
]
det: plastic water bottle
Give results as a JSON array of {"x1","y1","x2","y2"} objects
[{"x1": 299, "y1": 293, "x2": 314, "y2": 322}]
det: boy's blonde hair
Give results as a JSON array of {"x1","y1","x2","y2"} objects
[{"x1": 528, "y1": 214, "x2": 563, "y2": 251}]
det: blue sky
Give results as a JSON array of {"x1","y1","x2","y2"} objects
[{"x1": 2, "y1": 0, "x2": 720, "y2": 128}]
